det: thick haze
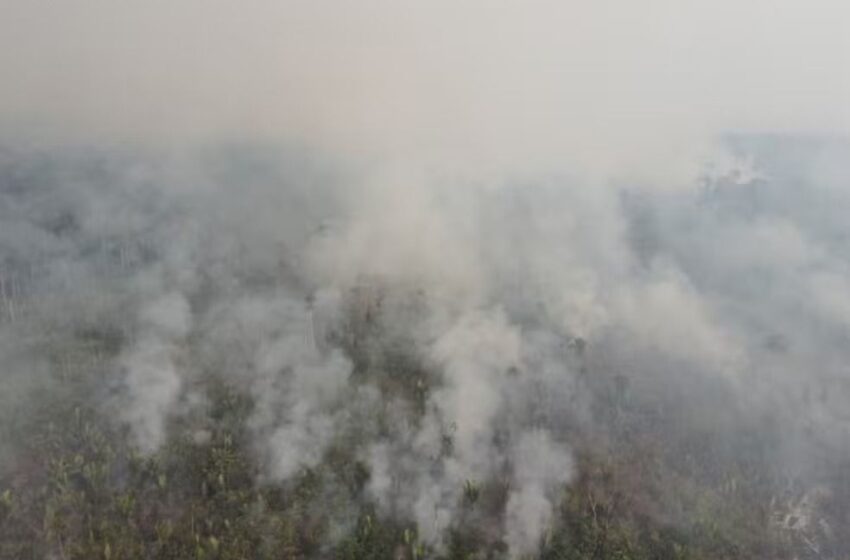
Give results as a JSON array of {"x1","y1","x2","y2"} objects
[
  {"x1": 3, "y1": 1, "x2": 850, "y2": 182},
  {"x1": 2, "y1": 2, "x2": 850, "y2": 557}
]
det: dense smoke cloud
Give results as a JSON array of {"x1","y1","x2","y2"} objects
[
  {"x1": 1, "y1": 137, "x2": 849, "y2": 555},
  {"x1": 1, "y1": 2, "x2": 850, "y2": 557}
]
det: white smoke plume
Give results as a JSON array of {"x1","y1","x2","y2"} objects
[
  {"x1": 120, "y1": 292, "x2": 192, "y2": 453},
  {"x1": 505, "y1": 430, "x2": 573, "y2": 556}
]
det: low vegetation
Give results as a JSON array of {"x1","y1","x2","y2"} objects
[{"x1": 1, "y1": 312, "x2": 844, "y2": 560}]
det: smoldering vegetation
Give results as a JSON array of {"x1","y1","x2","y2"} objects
[{"x1": 0, "y1": 136, "x2": 849, "y2": 559}]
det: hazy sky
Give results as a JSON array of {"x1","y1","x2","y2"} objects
[{"x1": 2, "y1": 1, "x2": 850, "y2": 182}]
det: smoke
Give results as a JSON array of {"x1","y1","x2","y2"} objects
[
  {"x1": 1, "y1": 3, "x2": 850, "y2": 557},
  {"x1": 3, "y1": 2, "x2": 850, "y2": 184},
  {"x1": 505, "y1": 430, "x2": 573, "y2": 556},
  {"x1": 1, "y1": 136, "x2": 848, "y2": 555},
  {"x1": 120, "y1": 292, "x2": 192, "y2": 453}
]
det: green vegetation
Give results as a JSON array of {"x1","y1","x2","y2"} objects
[{"x1": 0, "y1": 319, "x2": 839, "y2": 560}]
